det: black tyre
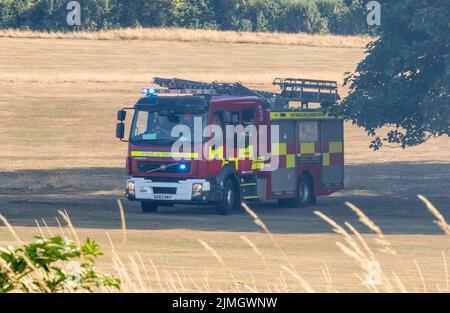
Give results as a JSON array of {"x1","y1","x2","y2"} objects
[
  {"x1": 141, "y1": 201, "x2": 158, "y2": 213},
  {"x1": 216, "y1": 179, "x2": 238, "y2": 215},
  {"x1": 296, "y1": 174, "x2": 313, "y2": 207}
]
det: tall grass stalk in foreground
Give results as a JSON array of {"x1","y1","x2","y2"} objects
[
  {"x1": 241, "y1": 202, "x2": 314, "y2": 293},
  {"x1": 117, "y1": 199, "x2": 127, "y2": 243},
  {"x1": 419, "y1": 195, "x2": 450, "y2": 235},
  {"x1": 314, "y1": 196, "x2": 450, "y2": 293},
  {"x1": 0, "y1": 195, "x2": 449, "y2": 292}
]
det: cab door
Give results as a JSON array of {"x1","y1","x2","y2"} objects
[
  {"x1": 237, "y1": 108, "x2": 258, "y2": 173},
  {"x1": 206, "y1": 110, "x2": 226, "y2": 175}
]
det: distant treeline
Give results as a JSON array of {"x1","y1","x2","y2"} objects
[{"x1": 0, "y1": 0, "x2": 376, "y2": 35}]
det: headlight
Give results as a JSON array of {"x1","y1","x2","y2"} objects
[
  {"x1": 192, "y1": 183, "x2": 203, "y2": 197},
  {"x1": 193, "y1": 184, "x2": 203, "y2": 192},
  {"x1": 127, "y1": 181, "x2": 136, "y2": 195}
]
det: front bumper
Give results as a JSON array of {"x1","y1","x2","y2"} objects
[{"x1": 126, "y1": 178, "x2": 219, "y2": 203}]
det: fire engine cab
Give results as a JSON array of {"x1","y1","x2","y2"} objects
[{"x1": 116, "y1": 77, "x2": 344, "y2": 215}]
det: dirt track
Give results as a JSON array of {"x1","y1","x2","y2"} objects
[{"x1": 1, "y1": 162, "x2": 448, "y2": 235}]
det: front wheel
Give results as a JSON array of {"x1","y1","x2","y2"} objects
[
  {"x1": 216, "y1": 179, "x2": 238, "y2": 215},
  {"x1": 141, "y1": 201, "x2": 158, "y2": 213}
]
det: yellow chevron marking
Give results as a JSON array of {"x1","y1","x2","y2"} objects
[
  {"x1": 329, "y1": 141, "x2": 343, "y2": 153},
  {"x1": 286, "y1": 154, "x2": 296, "y2": 168},
  {"x1": 131, "y1": 151, "x2": 198, "y2": 158},
  {"x1": 272, "y1": 143, "x2": 287, "y2": 155},
  {"x1": 300, "y1": 142, "x2": 315, "y2": 154},
  {"x1": 322, "y1": 153, "x2": 330, "y2": 166}
]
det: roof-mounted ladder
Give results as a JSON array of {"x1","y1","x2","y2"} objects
[
  {"x1": 150, "y1": 77, "x2": 340, "y2": 109},
  {"x1": 273, "y1": 78, "x2": 340, "y2": 108}
]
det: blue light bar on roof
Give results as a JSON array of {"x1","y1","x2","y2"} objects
[
  {"x1": 141, "y1": 88, "x2": 157, "y2": 96},
  {"x1": 140, "y1": 87, "x2": 217, "y2": 96}
]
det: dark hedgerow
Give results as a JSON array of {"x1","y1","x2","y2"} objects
[{"x1": 0, "y1": 0, "x2": 373, "y2": 35}]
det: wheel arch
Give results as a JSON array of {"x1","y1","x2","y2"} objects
[
  {"x1": 216, "y1": 164, "x2": 241, "y2": 199},
  {"x1": 227, "y1": 174, "x2": 241, "y2": 201}
]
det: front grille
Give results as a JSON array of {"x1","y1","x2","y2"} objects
[
  {"x1": 146, "y1": 177, "x2": 185, "y2": 183},
  {"x1": 138, "y1": 161, "x2": 190, "y2": 173},
  {"x1": 152, "y1": 187, "x2": 177, "y2": 195}
]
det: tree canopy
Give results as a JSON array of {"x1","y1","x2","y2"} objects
[
  {"x1": 0, "y1": 0, "x2": 374, "y2": 35},
  {"x1": 325, "y1": 1, "x2": 449, "y2": 149}
]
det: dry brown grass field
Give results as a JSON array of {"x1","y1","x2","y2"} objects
[
  {"x1": 0, "y1": 27, "x2": 372, "y2": 48},
  {"x1": 0, "y1": 29, "x2": 449, "y2": 292}
]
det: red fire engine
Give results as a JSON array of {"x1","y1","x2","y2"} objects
[{"x1": 116, "y1": 77, "x2": 344, "y2": 215}]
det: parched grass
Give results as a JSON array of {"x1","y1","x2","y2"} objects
[
  {"x1": 1, "y1": 33, "x2": 448, "y2": 169},
  {"x1": 0, "y1": 27, "x2": 372, "y2": 49},
  {"x1": 0, "y1": 72, "x2": 335, "y2": 86},
  {"x1": 1, "y1": 196, "x2": 449, "y2": 293}
]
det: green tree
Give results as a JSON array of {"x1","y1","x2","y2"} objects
[
  {"x1": 316, "y1": 0, "x2": 367, "y2": 35},
  {"x1": 110, "y1": 0, "x2": 182, "y2": 28},
  {"x1": 0, "y1": 0, "x2": 374, "y2": 35},
  {"x1": 325, "y1": 1, "x2": 449, "y2": 149},
  {"x1": 275, "y1": 0, "x2": 328, "y2": 34},
  {"x1": 178, "y1": 0, "x2": 218, "y2": 29},
  {"x1": 0, "y1": 236, "x2": 120, "y2": 293},
  {"x1": 0, "y1": 0, "x2": 33, "y2": 29},
  {"x1": 247, "y1": 0, "x2": 281, "y2": 32}
]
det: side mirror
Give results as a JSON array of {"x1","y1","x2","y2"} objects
[
  {"x1": 117, "y1": 110, "x2": 126, "y2": 121},
  {"x1": 116, "y1": 122, "x2": 125, "y2": 140}
]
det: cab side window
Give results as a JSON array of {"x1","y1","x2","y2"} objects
[
  {"x1": 212, "y1": 111, "x2": 224, "y2": 128},
  {"x1": 230, "y1": 112, "x2": 240, "y2": 125},
  {"x1": 242, "y1": 109, "x2": 255, "y2": 148},
  {"x1": 134, "y1": 110, "x2": 149, "y2": 137},
  {"x1": 242, "y1": 109, "x2": 255, "y2": 126}
]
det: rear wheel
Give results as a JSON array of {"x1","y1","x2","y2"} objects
[
  {"x1": 141, "y1": 201, "x2": 158, "y2": 213},
  {"x1": 216, "y1": 179, "x2": 238, "y2": 215},
  {"x1": 296, "y1": 174, "x2": 313, "y2": 207}
]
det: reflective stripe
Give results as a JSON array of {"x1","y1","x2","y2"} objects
[
  {"x1": 286, "y1": 154, "x2": 296, "y2": 168},
  {"x1": 251, "y1": 157, "x2": 265, "y2": 170},
  {"x1": 243, "y1": 196, "x2": 259, "y2": 200},
  {"x1": 300, "y1": 142, "x2": 315, "y2": 154},
  {"x1": 223, "y1": 158, "x2": 238, "y2": 170},
  {"x1": 252, "y1": 162, "x2": 264, "y2": 170},
  {"x1": 272, "y1": 143, "x2": 287, "y2": 155},
  {"x1": 270, "y1": 111, "x2": 340, "y2": 120},
  {"x1": 209, "y1": 146, "x2": 224, "y2": 160},
  {"x1": 238, "y1": 145, "x2": 254, "y2": 159},
  {"x1": 322, "y1": 153, "x2": 330, "y2": 166},
  {"x1": 329, "y1": 141, "x2": 343, "y2": 153},
  {"x1": 131, "y1": 151, "x2": 198, "y2": 158},
  {"x1": 210, "y1": 146, "x2": 255, "y2": 165}
]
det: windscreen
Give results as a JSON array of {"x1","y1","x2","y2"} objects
[{"x1": 130, "y1": 109, "x2": 207, "y2": 145}]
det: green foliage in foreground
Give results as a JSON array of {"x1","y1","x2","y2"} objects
[
  {"x1": 0, "y1": 236, "x2": 120, "y2": 293},
  {"x1": 0, "y1": 0, "x2": 374, "y2": 35},
  {"x1": 325, "y1": 0, "x2": 450, "y2": 149}
]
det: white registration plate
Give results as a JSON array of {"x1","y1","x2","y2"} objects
[{"x1": 152, "y1": 194, "x2": 174, "y2": 201}]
